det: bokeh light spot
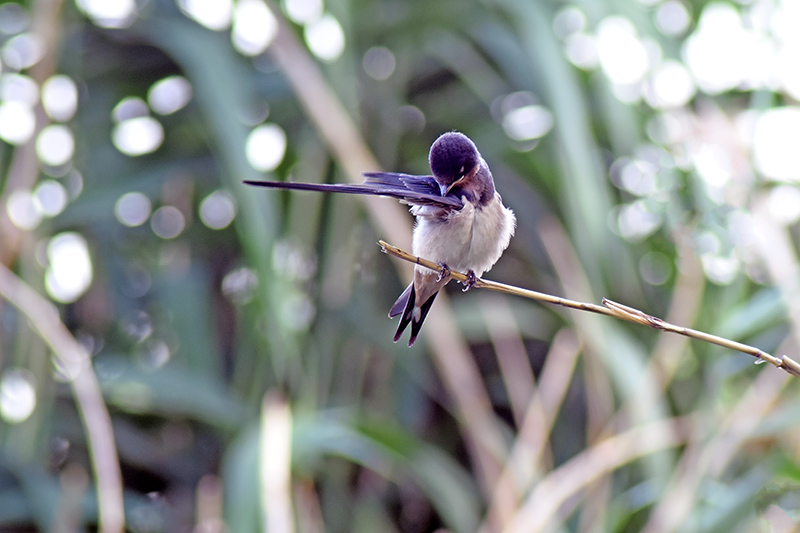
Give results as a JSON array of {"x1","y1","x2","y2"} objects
[
  {"x1": 2, "y1": 33, "x2": 43, "y2": 69},
  {"x1": 655, "y1": 1, "x2": 691, "y2": 36},
  {"x1": 0, "y1": 101, "x2": 35, "y2": 144},
  {"x1": 767, "y1": 185, "x2": 800, "y2": 225},
  {"x1": 304, "y1": 14, "x2": 344, "y2": 62},
  {"x1": 272, "y1": 239, "x2": 317, "y2": 281},
  {"x1": 753, "y1": 107, "x2": 800, "y2": 181},
  {"x1": 283, "y1": 0, "x2": 322, "y2": 24},
  {"x1": 639, "y1": 251, "x2": 672, "y2": 286},
  {"x1": 397, "y1": 105, "x2": 426, "y2": 134},
  {"x1": 148, "y1": 76, "x2": 192, "y2": 115},
  {"x1": 200, "y1": 190, "x2": 236, "y2": 230},
  {"x1": 65, "y1": 170, "x2": 84, "y2": 200},
  {"x1": 701, "y1": 253, "x2": 739, "y2": 285},
  {"x1": 6, "y1": 189, "x2": 41, "y2": 230},
  {"x1": 34, "y1": 180, "x2": 68, "y2": 217},
  {"x1": 115, "y1": 192, "x2": 152, "y2": 227},
  {"x1": 151, "y1": 206, "x2": 186, "y2": 239},
  {"x1": 281, "y1": 293, "x2": 315, "y2": 331},
  {"x1": 222, "y1": 267, "x2": 258, "y2": 305},
  {"x1": 112, "y1": 117, "x2": 164, "y2": 156},
  {"x1": 36, "y1": 125, "x2": 75, "y2": 167},
  {"x1": 112, "y1": 96, "x2": 149, "y2": 122},
  {"x1": 1, "y1": 73, "x2": 38, "y2": 105},
  {"x1": 553, "y1": 6, "x2": 586, "y2": 39},
  {"x1": 616, "y1": 200, "x2": 661, "y2": 242},
  {"x1": 498, "y1": 92, "x2": 554, "y2": 141},
  {"x1": 502, "y1": 105, "x2": 554, "y2": 141},
  {"x1": 692, "y1": 143, "x2": 732, "y2": 190},
  {"x1": 42, "y1": 75, "x2": 79, "y2": 122},
  {"x1": 682, "y1": 3, "x2": 764, "y2": 94},
  {"x1": 0, "y1": 3, "x2": 29, "y2": 35},
  {"x1": 178, "y1": 0, "x2": 233, "y2": 31},
  {"x1": 232, "y1": 0, "x2": 277, "y2": 56},
  {"x1": 122, "y1": 310, "x2": 153, "y2": 342},
  {"x1": 696, "y1": 231, "x2": 720, "y2": 255},
  {"x1": 0, "y1": 369, "x2": 36, "y2": 424},
  {"x1": 246, "y1": 123, "x2": 286, "y2": 171},
  {"x1": 596, "y1": 16, "x2": 650, "y2": 85},
  {"x1": 363, "y1": 46, "x2": 396, "y2": 80},
  {"x1": 645, "y1": 60, "x2": 696, "y2": 109},
  {"x1": 564, "y1": 32, "x2": 599, "y2": 70},
  {"x1": 76, "y1": 0, "x2": 137, "y2": 28},
  {"x1": 617, "y1": 159, "x2": 659, "y2": 196},
  {"x1": 45, "y1": 232, "x2": 93, "y2": 303},
  {"x1": 140, "y1": 340, "x2": 170, "y2": 369}
]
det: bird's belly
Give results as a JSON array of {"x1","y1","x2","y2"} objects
[{"x1": 412, "y1": 199, "x2": 515, "y2": 276}]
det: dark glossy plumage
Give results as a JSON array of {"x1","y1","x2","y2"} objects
[
  {"x1": 429, "y1": 132, "x2": 480, "y2": 186},
  {"x1": 243, "y1": 172, "x2": 463, "y2": 209}
]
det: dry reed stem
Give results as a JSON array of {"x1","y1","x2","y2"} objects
[
  {"x1": 503, "y1": 416, "x2": 691, "y2": 533},
  {"x1": 0, "y1": 263, "x2": 124, "y2": 532},
  {"x1": 379, "y1": 240, "x2": 800, "y2": 378}
]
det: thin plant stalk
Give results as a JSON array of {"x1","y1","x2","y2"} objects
[
  {"x1": 379, "y1": 240, "x2": 800, "y2": 378},
  {"x1": 0, "y1": 263, "x2": 124, "y2": 533}
]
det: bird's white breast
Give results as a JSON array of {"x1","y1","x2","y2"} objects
[{"x1": 411, "y1": 194, "x2": 515, "y2": 276}]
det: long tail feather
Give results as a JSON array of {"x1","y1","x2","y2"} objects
[
  {"x1": 243, "y1": 177, "x2": 463, "y2": 209},
  {"x1": 408, "y1": 292, "x2": 438, "y2": 346},
  {"x1": 393, "y1": 288, "x2": 416, "y2": 343},
  {"x1": 242, "y1": 180, "x2": 383, "y2": 196},
  {"x1": 393, "y1": 287, "x2": 439, "y2": 347},
  {"x1": 389, "y1": 283, "x2": 413, "y2": 318}
]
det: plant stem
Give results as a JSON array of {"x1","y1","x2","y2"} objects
[{"x1": 379, "y1": 240, "x2": 800, "y2": 378}]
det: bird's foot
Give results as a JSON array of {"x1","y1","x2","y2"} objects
[
  {"x1": 461, "y1": 270, "x2": 478, "y2": 292},
  {"x1": 436, "y1": 263, "x2": 451, "y2": 282}
]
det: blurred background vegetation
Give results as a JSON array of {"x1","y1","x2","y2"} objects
[{"x1": 2, "y1": 0, "x2": 800, "y2": 531}]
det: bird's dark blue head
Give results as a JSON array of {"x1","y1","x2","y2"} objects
[{"x1": 429, "y1": 132, "x2": 480, "y2": 192}]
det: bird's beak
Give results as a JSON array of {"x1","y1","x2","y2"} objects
[{"x1": 440, "y1": 175, "x2": 467, "y2": 196}]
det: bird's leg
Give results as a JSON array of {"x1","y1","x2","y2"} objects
[
  {"x1": 436, "y1": 262, "x2": 451, "y2": 282},
  {"x1": 461, "y1": 270, "x2": 478, "y2": 292}
]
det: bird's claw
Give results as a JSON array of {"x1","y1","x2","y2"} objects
[
  {"x1": 461, "y1": 270, "x2": 477, "y2": 292},
  {"x1": 436, "y1": 262, "x2": 451, "y2": 282}
]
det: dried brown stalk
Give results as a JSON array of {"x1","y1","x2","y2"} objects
[
  {"x1": 0, "y1": 263, "x2": 124, "y2": 532},
  {"x1": 379, "y1": 240, "x2": 800, "y2": 378}
]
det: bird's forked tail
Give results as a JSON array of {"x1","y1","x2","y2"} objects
[{"x1": 389, "y1": 282, "x2": 438, "y2": 347}]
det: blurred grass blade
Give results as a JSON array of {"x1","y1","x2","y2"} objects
[
  {"x1": 97, "y1": 355, "x2": 245, "y2": 430},
  {"x1": 293, "y1": 412, "x2": 481, "y2": 533}
]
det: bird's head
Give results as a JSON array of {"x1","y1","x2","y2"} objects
[{"x1": 429, "y1": 132, "x2": 481, "y2": 196}]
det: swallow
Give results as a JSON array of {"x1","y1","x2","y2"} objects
[{"x1": 243, "y1": 131, "x2": 516, "y2": 346}]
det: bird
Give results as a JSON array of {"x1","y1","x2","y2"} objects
[{"x1": 243, "y1": 131, "x2": 516, "y2": 346}]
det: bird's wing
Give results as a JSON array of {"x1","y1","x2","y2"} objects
[
  {"x1": 362, "y1": 172, "x2": 440, "y2": 197},
  {"x1": 243, "y1": 173, "x2": 463, "y2": 209}
]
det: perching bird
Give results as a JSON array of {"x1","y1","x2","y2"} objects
[{"x1": 243, "y1": 131, "x2": 516, "y2": 346}]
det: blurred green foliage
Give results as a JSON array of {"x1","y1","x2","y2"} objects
[{"x1": 1, "y1": 0, "x2": 800, "y2": 531}]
